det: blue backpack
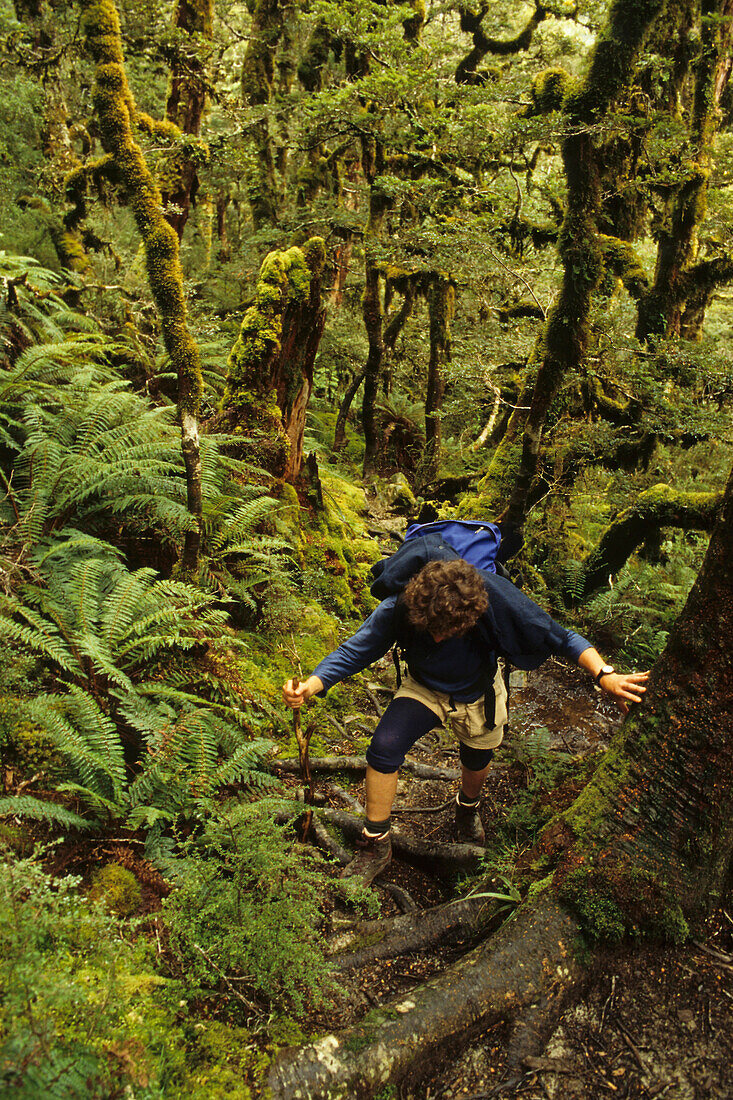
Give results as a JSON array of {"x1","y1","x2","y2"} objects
[
  {"x1": 368, "y1": 518, "x2": 521, "y2": 716},
  {"x1": 369, "y1": 519, "x2": 513, "y2": 600}
]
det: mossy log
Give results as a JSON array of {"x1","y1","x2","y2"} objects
[
  {"x1": 80, "y1": 0, "x2": 203, "y2": 571},
  {"x1": 574, "y1": 482, "x2": 723, "y2": 601},
  {"x1": 267, "y1": 894, "x2": 584, "y2": 1099},
  {"x1": 222, "y1": 238, "x2": 326, "y2": 480}
]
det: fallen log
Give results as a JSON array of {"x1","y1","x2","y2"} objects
[
  {"x1": 327, "y1": 893, "x2": 505, "y2": 970},
  {"x1": 266, "y1": 894, "x2": 585, "y2": 1099},
  {"x1": 320, "y1": 807, "x2": 486, "y2": 874},
  {"x1": 273, "y1": 755, "x2": 461, "y2": 781}
]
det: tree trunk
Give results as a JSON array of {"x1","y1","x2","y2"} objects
[
  {"x1": 221, "y1": 238, "x2": 326, "y2": 480},
  {"x1": 241, "y1": 0, "x2": 285, "y2": 229},
  {"x1": 505, "y1": 0, "x2": 666, "y2": 527},
  {"x1": 333, "y1": 368, "x2": 366, "y2": 451},
  {"x1": 571, "y1": 483, "x2": 723, "y2": 601},
  {"x1": 423, "y1": 275, "x2": 454, "y2": 485},
  {"x1": 361, "y1": 170, "x2": 391, "y2": 476},
  {"x1": 162, "y1": 0, "x2": 214, "y2": 241},
  {"x1": 636, "y1": 0, "x2": 733, "y2": 341},
  {"x1": 80, "y1": 0, "x2": 203, "y2": 572}
]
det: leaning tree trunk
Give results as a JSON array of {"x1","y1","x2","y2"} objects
[
  {"x1": 570, "y1": 482, "x2": 723, "y2": 602},
  {"x1": 80, "y1": 0, "x2": 203, "y2": 572},
  {"x1": 266, "y1": 458, "x2": 733, "y2": 1099},
  {"x1": 221, "y1": 238, "x2": 326, "y2": 480}
]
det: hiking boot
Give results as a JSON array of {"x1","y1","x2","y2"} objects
[
  {"x1": 454, "y1": 796, "x2": 485, "y2": 845},
  {"x1": 338, "y1": 832, "x2": 392, "y2": 885}
]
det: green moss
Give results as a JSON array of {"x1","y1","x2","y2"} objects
[
  {"x1": 173, "y1": 1020, "x2": 270, "y2": 1099},
  {"x1": 560, "y1": 857, "x2": 689, "y2": 945},
  {"x1": 525, "y1": 68, "x2": 575, "y2": 115},
  {"x1": 224, "y1": 240, "x2": 323, "y2": 412},
  {"x1": 88, "y1": 863, "x2": 142, "y2": 917}
]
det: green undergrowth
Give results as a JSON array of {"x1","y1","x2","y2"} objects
[{"x1": 1, "y1": 808, "x2": 373, "y2": 1099}]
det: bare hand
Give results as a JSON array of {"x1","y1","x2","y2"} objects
[
  {"x1": 600, "y1": 671, "x2": 649, "y2": 714},
  {"x1": 282, "y1": 676, "x2": 323, "y2": 709}
]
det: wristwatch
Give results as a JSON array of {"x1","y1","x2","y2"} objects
[{"x1": 594, "y1": 664, "x2": 615, "y2": 685}]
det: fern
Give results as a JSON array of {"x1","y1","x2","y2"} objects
[
  {"x1": 2, "y1": 534, "x2": 275, "y2": 829},
  {"x1": 0, "y1": 795, "x2": 92, "y2": 830}
]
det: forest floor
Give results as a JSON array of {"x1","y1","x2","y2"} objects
[{"x1": 302, "y1": 660, "x2": 733, "y2": 1100}]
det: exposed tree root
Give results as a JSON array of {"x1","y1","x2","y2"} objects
[
  {"x1": 320, "y1": 807, "x2": 485, "y2": 873},
  {"x1": 326, "y1": 893, "x2": 505, "y2": 970},
  {"x1": 267, "y1": 894, "x2": 585, "y2": 1099},
  {"x1": 274, "y1": 755, "x2": 461, "y2": 781},
  {"x1": 307, "y1": 818, "x2": 351, "y2": 865}
]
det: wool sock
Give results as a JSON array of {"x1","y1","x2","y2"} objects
[
  {"x1": 456, "y1": 791, "x2": 481, "y2": 808},
  {"x1": 363, "y1": 816, "x2": 391, "y2": 839}
]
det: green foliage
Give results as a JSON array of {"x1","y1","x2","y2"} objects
[
  {"x1": 0, "y1": 846, "x2": 186, "y2": 1098},
  {"x1": 0, "y1": 533, "x2": 276, "y2": 829},
  {"x1": 163, "y1": 800, "x2": 355, "y2": 1014}
]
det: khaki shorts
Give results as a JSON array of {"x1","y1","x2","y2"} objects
[{"x1": 394, "y1": 666, "x2": 507, "y2": 751}]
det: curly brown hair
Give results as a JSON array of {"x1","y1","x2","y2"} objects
[{"x1": 402, "y1": 559, "x2": 489, "y2": 638}]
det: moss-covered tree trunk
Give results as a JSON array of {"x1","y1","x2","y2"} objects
[
  {"x1": 558, "y1": 458, "x2": 733, "y2": 914},
  {"x1": 504, "y1": 0, "x2": 665, "y2": 528},
  {"x1": 241, "y1": 0, "x2": 285, "y2": 229},
  {"x1": 423, "y1": 275, "x2": 454, "y2": 485},
  {"x1": 162, "y1": 0, "x2": 214, "y2": 241},
  {"x1": 267, "y1": 458, "x2": 733, "y2": 1099},
  {"x1": 636, "y1": 0, "x2": 733, "y2": 341},
  {"x1": 221, "y1": 238, "x2": 326, "y2": 480},
  {"x1": 80, "y1": 0, "x2": 203, "y2": 572},
  {"x1": 568, "y1": 483, "x2": 723, "y2": 602}
]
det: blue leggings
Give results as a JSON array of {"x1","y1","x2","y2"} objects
[{"x1": 365, "y1": 696, "x2": 495, "y2": 774}]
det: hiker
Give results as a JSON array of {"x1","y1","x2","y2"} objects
[{"x1": 282, "y1": 557, "x2": 648, "y2": 883}]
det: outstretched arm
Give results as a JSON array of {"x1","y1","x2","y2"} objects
[{"x1": 577, "y1": 647, "x2": 649, "y2": 714}]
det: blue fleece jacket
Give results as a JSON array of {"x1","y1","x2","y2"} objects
[{"x1": 312, "y1": 572, "x2": 591, "y2": 703}]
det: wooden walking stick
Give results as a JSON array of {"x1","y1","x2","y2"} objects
[
  {"x1": 290, "y1": 662, "x2": 316, "y2": 843},
  {"x1": 291, "y1": 675, "x2": 314, "y2": 807}
]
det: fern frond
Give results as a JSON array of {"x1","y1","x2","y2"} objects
[{"x1": 0, "y1": 795, "x2": 92, "y2": 830}]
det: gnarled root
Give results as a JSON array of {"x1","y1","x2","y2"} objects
[
  {"x1": 327, "y1": 893, "x2": 505, "y2": 970},
  {"x1": 267, "y1": 894, "x2": 585, "y2": 1099}
]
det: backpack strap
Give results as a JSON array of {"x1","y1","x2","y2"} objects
[{"x1": 390, "y1": 596, "x2": 411, "y2": 689}]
